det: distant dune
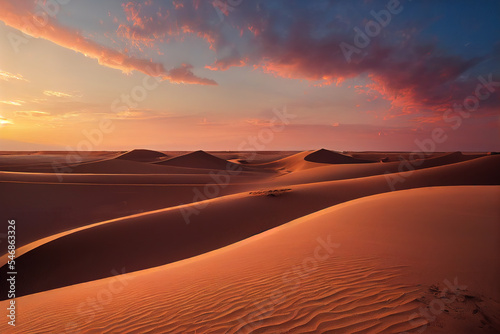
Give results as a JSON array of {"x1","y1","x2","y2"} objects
[
  {"x1": 156, "y1": 150, "x2": 241, "y2": 170},
  {"x1": 304, "y1": 148, "x2": 375, "y2": 164},
  {"x1": 114, "y1": 148, "x2": 169, "y2": 162},
  {"x1": 71, "y1": 158, "x2": 224, "y2": 174}
]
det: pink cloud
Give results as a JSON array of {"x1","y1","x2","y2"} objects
[
  {"x1": 112, "y1": 1, "x2": 499, "y2": 121},
  {"x1": 0, "y1": 0, "x2": 216, "y2": 86},
  {"x1": 167, "y1": 64, "x2": 216, "y2": 85},
  {"x1": 206, "y1": 57, "x2": 246, "y2": 71}
]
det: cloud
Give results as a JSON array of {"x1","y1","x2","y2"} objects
[
  {"x1": 0, "y1": 116, "x2": 14, "y2": 125},
  {"x1": 0, "y1": 69, "x2": 29, "y2": 82},
  {"x1": 0, "y1": 0, "x2": 216, "y2": 86},
  {"x1": 108, "y1": 108, "x2": 172, "y2": 120},
  {"x1": 43, "y1": 90, "x2": 74, "y2": 98},
  {"x1": 2, "y1": 0, "x2": 497, "y2": 116},
  {"x1": 0, "y1": 100, "x2": 24, "y2": 106},
  {"x1": 113, "y1": 0, "x2": 499, "y2": 117},
  {"x1": 244, "y1": 118, "x2": 276, "y2": 127},
  {"x1": 206, "y1": 56, "x2": 246, "y2": 71},
  {"x1": 167, "y1": 63, "x2": 217, "y2": 85},
  {"x1": 15, "y1": 110, "x2": 49, "y2": 117},
  {"x1": 122, "y1": 1, "x2": 146, "y2": 29}
]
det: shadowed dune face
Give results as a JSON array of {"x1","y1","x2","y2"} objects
[
  {"x1": 69, "y1": 158, "x2": 240, "y2": 174},
  {"x1": 114, "y1": 149, "x2": 169, "y2": 162},
  {"x1": 410, "y1": 151, "x2": 483, "y2": 168},
  {"x1": 1, "y1": 186, "x2": 498, "y2": 333},
  {"x1": 347, "y1": 151, "x2": 486, "y2": 163},
  {"x1": 0, "y1": 150, "x2": 498, "y2": 333},
  {"x1": 0, "y1": 151, "x2": 118, "y2": 172},
  {"x1": 304, "y1": 148, "x2": 375, "y2": 164},
  {"x1": 156, "y1": 150, "x2": 244, "y2": 170}
]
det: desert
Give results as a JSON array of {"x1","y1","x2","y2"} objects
[
  {"x1": 0, "y1": 149, "x2": 499, "y2": 333},
  {"x1": 1, "y1": 0, "x2": 499, "y2": 333}
]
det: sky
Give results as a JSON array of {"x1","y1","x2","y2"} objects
[{"x1": 0, "y1": 0, "x2": 499, "y2": 151}]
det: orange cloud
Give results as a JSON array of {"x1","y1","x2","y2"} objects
[
  {"x1": 0, "y1": 0, "x2": 216, "y2": 86},
  {"x1": 122, "y1": 1, "x2": 146, "y2": 29},
  {"x1": 167, "y1": 64, "x2": 216, "y2": 85}
]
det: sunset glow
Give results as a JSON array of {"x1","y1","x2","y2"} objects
[
  {"x1": 0, "y1": 0, "x2": 499, "y2": 151},
  {"x1": 1, "y1": 2, "x2": 500, "y2": 333}
]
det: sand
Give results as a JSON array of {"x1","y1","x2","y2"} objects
[
  {"x1": 0, "y1": 149, "x2": 498, "y2": 333},
  {"x1": 114, "y1": 149, "x2": 169, "y2": 162}
]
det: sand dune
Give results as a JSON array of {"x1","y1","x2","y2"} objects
[
  {"x1": 2, "y1": 186, "x2": 498, "y2": 333},
  {"x1": 65, "y1": 155, "x2": 268, "y2": 175},
  {"x1": 0, "y1": 152, "x2": 116, "y2": 172},
  {"x1": 228, "y1": 151, "x2": 300, "y2": 164},
  {"x1": 0, "y1": 177, "x2": 265, "y2": 248},
  {"x1": 70, "y1": 158, "x2": 219, "y2": 174},
  {"x1": 156, "y1": 150, "x2": 243, "y2": 170},
  {"x1": 0, "y1": 170, "x2": 264, "y2": 184},
  {"x1": 411, "y1": 151, "x2": 483, "y2": 168},
  {"x1": 239, "y1": 150, "x2": 323, "y2": 172},
  {"x1": 3, "y1": 154, "x2": 499, "y2": 298},
  {"x1": 347, "y1": 151, "x2": 487, "y2": 163},
  {"x1": 304, "y1": 148, "x2": 375, "y2": 164},
  {"x1": 0, "y1": 155, "x2": 273, "y2": 247},
  {"x1": 1, "y1": 150, "x2": 498, "y2": 334},
  {"x1": 114, "y1": 148, "x2": 169, "y2": 162},
  {"x1": 271, "y1": 153, "x2": 499, "y2": 186}
]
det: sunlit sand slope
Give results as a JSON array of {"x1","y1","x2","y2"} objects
[{"x1": 1, "y1": 186, "x2": 498, "y2": 333}]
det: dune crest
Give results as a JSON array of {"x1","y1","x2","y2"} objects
[
  {"x1": 156, "y1": 150, "x2": 242, "y2": 170},
  {"x1": 114, "y1": 149, "x2": 169, "y2": 162},
  {"x1": 304, "y1": 148, "x2": 374, "y2": 164}
]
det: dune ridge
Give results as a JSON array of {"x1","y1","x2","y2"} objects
[
  {"x1": 156, "y1": 150, "x2": 243, "y2": 170},
  {"x1": 304, "y1": 148, "x2": 374, "y2": 164},
  {"x1": 114, "y1": 148, "x2": 169, "y2": 162}
]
